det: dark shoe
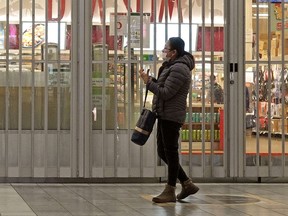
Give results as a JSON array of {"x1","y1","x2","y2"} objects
[
  {"x1": 152, "y1": 184, "x2": 176, "y2": 203},
  {"x1": 176, "y1": 179, "x2": 199, "y2": 200}
]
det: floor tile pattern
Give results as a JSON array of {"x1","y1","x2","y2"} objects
[{"x1": 0, "y1": 183, "x2": 287, "y2": 215}]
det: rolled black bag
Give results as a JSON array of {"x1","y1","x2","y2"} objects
[
  {"x1": 131, "y1": 108, "x2": 156, "y2": 146},
  {"x1": 131, "y1": 88, "x2": 156, "y2": 146}
]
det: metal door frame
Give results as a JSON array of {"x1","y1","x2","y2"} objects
[{"x1": 226, "y1": 0, "x2": 246, "y2": 178}]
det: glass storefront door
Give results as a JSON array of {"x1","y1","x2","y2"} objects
[
  {"x1": 0, "y1": 0, "x2": 228, "y2": 179},
  {"x1": 0, "y1": 0, "x2": 74, "y2": 177},
  {"x1": 244, "y1": 0, "x2": 288, "y2": 178},
  {"x1": 88, "y1": 0, "x2": 227, "y2": 179}
]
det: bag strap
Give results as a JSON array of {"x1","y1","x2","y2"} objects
[{"x1": 143, "y1": 87, "x2": 148, "y2": 108}]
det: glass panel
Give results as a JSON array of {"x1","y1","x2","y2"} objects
[
  {"x1": 22, "y1": 87, "x2": 32, "y2": 130},
  {"x1": 245, "y1": 62, "x2": 288, "y2": 166},
  {"x1": 247, "y1": 1, "x2": 269, "y2": 61},
  {"x1": 92, "y1": 0, "x2": 225, "y2": 177},
  {"x1": 246, "y1": 0, "x2": 288, "y2": 171},
  {"x1": 249, "y1": 1, "x2": 288, "y2": 61},
  {"x1": 64, "y1": 25, "x2": 72, "y2": 60},
  {"x1": 0, "y1": 86, "x2": 5, "y2": 130},
  {"x1": 60, "y1": 87, "x2": 70, "y2": 130},
  {"x1": 0, "y1": 0, "x2": 72, "y2": 131},
  {"x1": 47, "y1": 135, "x2": 57, "y2": 167},
  {"x1": 8, "y1": 63, "x2": 19, "y2": 130},
  {"x1": 35, "y1": 87, "x2": 44, "y2": 130},
  {"x1": 48, "y1": 87, "x2": 57, "y2": 130},
  {"x1": 92, "y1": 59, "x2": 115, "y2": 130},
  {"x1": 9, "y1": 86, "x2": 18, "y2": 129},
  {"x1": 0, "y1": 24, "x2": 4, "y2": 50}
]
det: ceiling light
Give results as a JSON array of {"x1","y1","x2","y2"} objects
[
  {"x1": 253, "y1": 13, "x2": 269, "y2": 17},
  {"x1": 252, "y1": 4, "x2": 269, "y2": 8}
]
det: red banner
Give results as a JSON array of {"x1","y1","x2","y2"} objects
[
  {"x1": 48, "y1": 0, "x2": 66, "y2": 21},
  {"x1": 48, "y1": 0, "x2": 183, "y2": 23}
]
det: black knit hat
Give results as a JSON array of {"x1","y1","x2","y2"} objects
[{"x1": 168, "y1": 37, "x2": 185, "y2": 56}]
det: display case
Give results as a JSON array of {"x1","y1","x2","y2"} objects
[{"x1": 180, "y1": 103, "x2": 223, "y2": 153}]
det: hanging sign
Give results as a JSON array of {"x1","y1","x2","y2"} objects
[
  {"x1": 130, "y1": 13, "x2": 150, "y2": 48},
  {"x1": 109, "y1": 13, "x2": 127, "y2": 36}
]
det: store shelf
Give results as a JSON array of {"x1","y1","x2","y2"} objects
[
  {"x1": 181, "y1": 141, "x2": 220, "y2": 151},
  {"x1": 251, "y1": 131, "x2": 288, "y2": 138},
  {"x1": 181, "y1": 150, "x2": 224, "y2": 155},
  {"x1": 181, "y1": 104, "x2": 223, "y2": 151}
]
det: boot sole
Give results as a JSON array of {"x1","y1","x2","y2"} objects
[{"x1": 152, "y1": 197, "x2": 176, "y2": 203}]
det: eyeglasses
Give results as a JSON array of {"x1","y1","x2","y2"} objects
[{"x1": 162, "y1": 47, "x2": 172, "y2": 52}]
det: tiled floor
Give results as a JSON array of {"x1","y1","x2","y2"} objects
[{"x1": 1, "y1": 183, "x2": 288, "y2": 215}]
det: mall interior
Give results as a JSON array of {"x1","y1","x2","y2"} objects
[{"x1": 0, "y1": 0, "x2": 288, "y2": 215}]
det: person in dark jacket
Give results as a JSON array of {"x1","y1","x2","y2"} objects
[
  {"x1": 207, "y1": 75, "x2": 224, "y2": 104},
  {"x1": 139, "y1": 37, "x2": 199, "y2": 203}
]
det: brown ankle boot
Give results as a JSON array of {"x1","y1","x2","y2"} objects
[
  {"x1": 152, "y1": 184, "x2": 176, "y2": 203},
  {"x1": 176, "y1": 179, "x2": 199, "y2": 200}
]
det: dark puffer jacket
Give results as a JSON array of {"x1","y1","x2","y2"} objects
[{"x1": 146, "y1": 53, "x2": 195, "y2": 124}]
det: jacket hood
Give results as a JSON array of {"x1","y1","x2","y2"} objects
[{"x1": 166, "y1": 52, "x2": 195, "y2": 71}]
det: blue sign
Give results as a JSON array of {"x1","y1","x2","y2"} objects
[{"x1": 259, "y1": 0, "x2": 288, "y2": 2}]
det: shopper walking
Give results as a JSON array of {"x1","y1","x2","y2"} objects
[{"x1": 139, "y1": 37, "x2": 199, "y2": 203}]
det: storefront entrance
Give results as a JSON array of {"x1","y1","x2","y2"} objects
[
  {"x1": 243, "y1": 0, "x2": 288, "y2": 177},
  {"x1": 86, "y1": 0, "x2": 227, "y2": 179},
  {"x1": 0, "y1": 0, "x2": 287, "y2": 181}
]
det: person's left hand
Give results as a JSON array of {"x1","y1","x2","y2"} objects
[{"x1": 139, "y1": 69, "x2": 150, "y2": 84}]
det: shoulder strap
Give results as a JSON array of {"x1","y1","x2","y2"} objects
[{"x1": 143, "y1": 87, "x2": 148, "y2": 108}]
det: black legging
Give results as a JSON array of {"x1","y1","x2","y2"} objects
[{"x1": 157, "y1": 119, "x2": 189, "y2": 186}]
